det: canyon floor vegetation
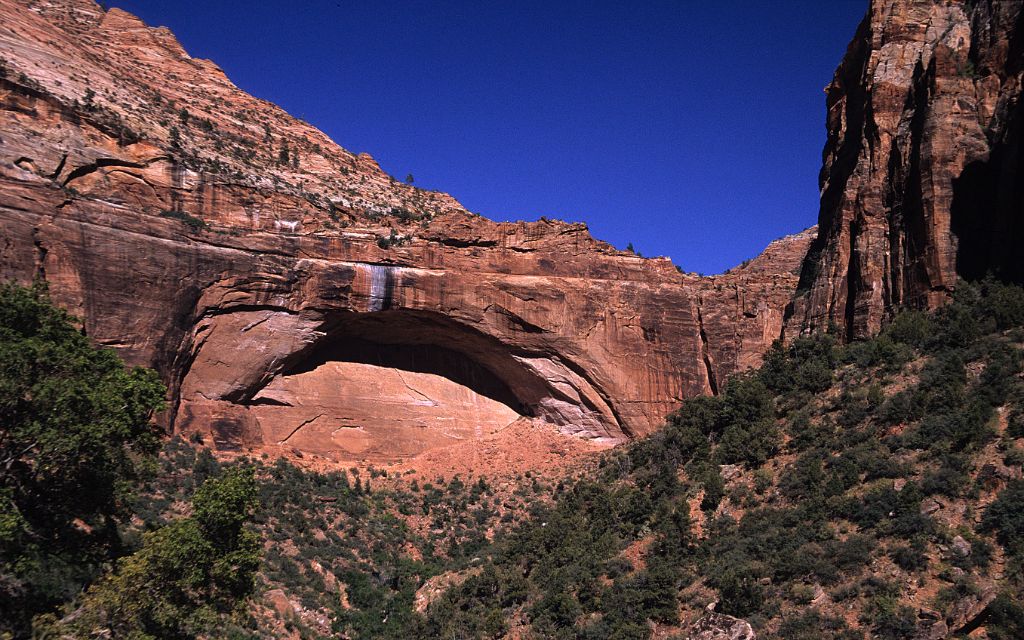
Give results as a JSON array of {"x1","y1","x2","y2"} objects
[{"x1": 1, "y1": 280, "x2": 1023, "y2": 639}]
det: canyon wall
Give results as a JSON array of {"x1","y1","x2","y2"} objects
[
  {"x1": 788, "y1": 0, "x2": 1024, "y2": 340},
  {"x1": 0, "y1": 0, "x2": 811, "y2": 462}
]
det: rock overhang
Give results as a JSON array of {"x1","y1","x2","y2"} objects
[{"x1": 0, "y1": 0, "x2": 816, "y2": 463}]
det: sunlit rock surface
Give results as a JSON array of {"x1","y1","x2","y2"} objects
[
  {"x1": 788, "y1": 0, "x2": 1024, "y2": 340},
  {"x1": 0, "y1": 0, "x2": 812, "y2": 460}
]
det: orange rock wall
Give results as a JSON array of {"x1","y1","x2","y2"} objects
[
  {"x1": 788, "y1": 0, "x2": 1024, "y2": 339},
  {"x1": 0, "y1": 0, "x2": 812, "y2": 461}
]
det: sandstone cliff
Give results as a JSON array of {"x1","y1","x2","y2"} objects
[
  {"x1": 788, "y1": 0, "x2": 1024, "y2": 340},
  {"x1": 0, "y1": 0, "x2": 811, "y2": 462}
]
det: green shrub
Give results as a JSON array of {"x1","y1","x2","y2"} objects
[
  {"x1": 696, "y1": 464, "x2": 725, "y2": 512},
  {"x1": 775, "y1": 610, "x2": 862, "y2": 640},
  {"x1": 761, "y1": 334, "x2": 836, "y2": 395},
  {"x1": 1004, "y1": 446, "x2": 1024, "y2": 468},
  {"x1": 1007, "y1": 409, "x2": 1024, "y2": 438},
  {"x1": 982, "y1": 480, "x2": 1024, "y2": 555},
  {"x1": 883, "y1": 309, "x2": 933, "y2": 348},
  {"x1": 56, "y1": 468, "x2": 260, "y2": 639},
  {"x1": 890, "y1": 539, "x2": 928, "y2": 571},
  {"x1": 0, "y1": 282, "x2": 165, "y2": 635},
  {"x1": 985, "y1": 592, "x2": 1024, "y2": 640},
  {"x1": 978, "y1": 279, "x2": 1024, "y2": 330},
  {"x1": 707, "y1": 556, "x2": 766, "y2": 618}
]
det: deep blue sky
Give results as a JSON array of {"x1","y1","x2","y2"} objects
[{"x1": 107, "y1": 1, "x2": 865, "y2": 274}]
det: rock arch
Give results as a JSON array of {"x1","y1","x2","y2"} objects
[{"x1": 175, "y1": 301, "x2": 627, "y2": 461}]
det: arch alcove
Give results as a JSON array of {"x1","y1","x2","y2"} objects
[{"x1": 178, "y1": 306, "x2": 626, "y2": 461}]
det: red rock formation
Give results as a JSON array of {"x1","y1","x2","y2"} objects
[
  {"x1": 0, "y1": 0, "x2": 812, "y2": 461},
  {"x1": 788, "y1": 0, "x2": 1024, "y2": 340},
  {"x1": 698, "y1": 227, "x2": 818, "y2": 391}
]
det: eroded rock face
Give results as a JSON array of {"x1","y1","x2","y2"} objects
[
  {"x1": 0, "y1": 0, "x2": 812, "y2": 460},
  {"x1": 250, "y1": 361, "x2": 522, "y2": 461},
  {"x1": 788, "y1": 0, "x2": 1024, "y2": 340}
]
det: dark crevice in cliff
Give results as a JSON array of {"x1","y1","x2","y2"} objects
[
  {"x1": 0, "y1": 77, "x2": 46, "y2": 116},
  {"x1": 31, "y1": 228, "x2": 47, "y2": 281},
  {"x1": 432, "y1": 237, "x2": 498, "y2": 249},
  {"x1": 48, "y1": 153, "x2": 67, "y2": 180},
  {"x1": 843, "y1": 220, "x2": 861, "y2": 342},
  {"x1": 883, "y1": 60, "x2": 932, "y2": 313},
  {"x1": 247, "y1": 396, "x2": 293, "y2": 407},
  {"x1": 883, "y1": 134, "x2": 903, "y2": 312},
  {"x1": 197, "y1": 304, "x2": 301, "y2": 322},
  {"x1": 62, "y1": 157, "x2": 147, "y2": 187},
  {"x1": 951, "y1": 93, "x2": 1024, "y2": 284},
  {"x1": 277, "y1": 413, "x2": 325, "y2": 445},
  {"x1": 902, "y1": 60, "x2": 934, "y2": 305},
  {"x1": 484, "y1": 303, "x2": 545, "y2": 334},
  {"x1": 696, "y1": 296, "x2": 719, "y2": 396}
]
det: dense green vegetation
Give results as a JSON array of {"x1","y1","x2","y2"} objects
[
  {"x1": 0, "y1": 282, "x2": 165, "y2": 636},
  {"x1": 0, "y1": 284, "x2": 260, "y2": 639},
  {"x1": 4, "y1": 279, "x2": 1024, "y2": 639},
  {"x1": 37, "y1": 467, "x2": 261, "y2": 639},
  {"x1": 416, "y1": 280, "x2": 1024, "y2": 638},
  {"x1": 122, "y1": 441, "x2": 555, "y2": 639}
]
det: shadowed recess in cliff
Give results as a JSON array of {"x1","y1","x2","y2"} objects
[
  {"x1": 950, "y1": 99, "x2": 1024, "y2": 285},
  {"x1": 247, "y1": 309, "x2": 627, "y2": 442},
  {"x1": 280, "y1": 328, "x2": 524, "y2": 415}
]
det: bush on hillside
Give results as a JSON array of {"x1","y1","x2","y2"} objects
[{"x1": 0, "y1": 282, "x2": 165, "y2": 635}]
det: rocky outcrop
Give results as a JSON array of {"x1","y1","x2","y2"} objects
[
  {"x1": 699, "y1": 227, "x2": 818, "y2": 388},
  {"x1": 684, "y1": 609, "x2": 755, "y2": 640},
  {"x1": 0, "y1": 0, "x2": 811, "y2": 461},
  {"x1": 788, "y1": 0, "x2": 1024, "y2": 340}
]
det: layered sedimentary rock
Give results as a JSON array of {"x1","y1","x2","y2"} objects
[
  {"x1": 789, "y1": 0, "x2": 1024, "y2": 340},
  {"x1": 698, "y1": 227, "x2": 818, "y2": 392},
  {"x1": 0, "y1": 0, "x2": 812, "y2": 460}
]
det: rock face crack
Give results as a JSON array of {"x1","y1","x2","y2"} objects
[
  {"x1": 31, "y1": 227, "x2": 47, "y2": 281},
  {"x1": 61, "y1": 156, "x2": 169, "y2": 188},
  {"x1": 396, "y1": 370, "x2": 439, "y2": 406},
  {"x1": 277, "y1": 413, "x2": 325, "y2": 445},
  {"x1": 49, "y1": 153, "x2": 67, "y2": 180},
  {"x1": 696, "y1": 296, "x2": 719, "y2": 396}
]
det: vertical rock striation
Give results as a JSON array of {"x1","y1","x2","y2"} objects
[{"x1": 788, "y1": 0, "x2": 1024, "y2": 340}]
